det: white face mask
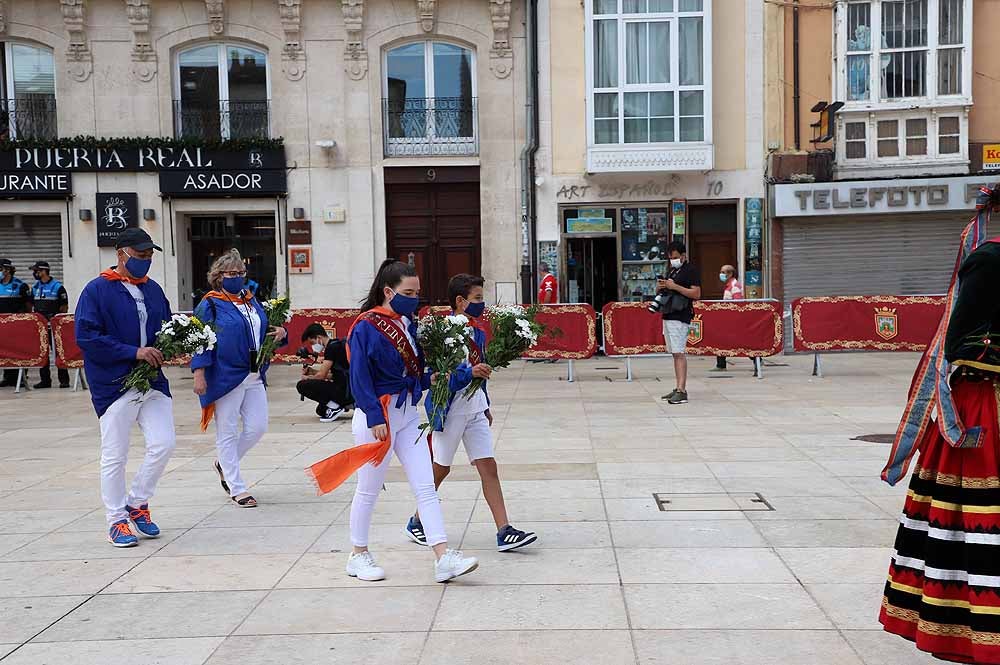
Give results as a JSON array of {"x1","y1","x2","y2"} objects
[
  {"x1": 311, "y1": 343, "x2": 324, "y2": 353},
  {"x1": 670, "y1": 258, "x2": 683, "y2": 269}
]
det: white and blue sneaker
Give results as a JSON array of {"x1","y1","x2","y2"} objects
[
  {"x1": 497, "y1": 525, "x2": 537, "y2": 552},
  {"x1": 126, "y1": 504, "x2": 160, "y2": 538},
  {"x1": 405, "y1": 516, "x2": 428, "y2": 546},
  {"x1": 108, "y1": 520, "x2": 138, "y2": 548}
]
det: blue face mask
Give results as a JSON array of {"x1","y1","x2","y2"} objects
[
  {"x1": 464, "y1": 301, "x2": 486, "y2": 318},
  {"x1": 389, "y1": 290, "x2": 419, "y2": 317},
  {"x1": 222, "y1": 276, "x2": 246, "y2": 295},
  {"x1": 123, "y1": 253, "x2": 151, "y2": 279}
]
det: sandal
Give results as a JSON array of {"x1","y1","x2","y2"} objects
[
  {"x1": 214, "y1": 461, "x2": 230, "y2": 494},
  {"x1": 232, "y1": 493, "x2": 257, "y2": 508}
]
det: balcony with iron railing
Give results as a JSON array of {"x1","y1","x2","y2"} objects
[
  {"x1": 1, "y1": 95, "x2": 58, "y2": 140},
  {"x1": 172, "y1": 99, "x2": 271, "y2": 140},
  {"x1": 383, "y1": 97, "x2": 478, "y2": 157}
]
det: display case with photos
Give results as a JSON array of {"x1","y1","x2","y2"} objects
[{"x1": 621, "y1": 207, "x2": 669, "y2": 301}]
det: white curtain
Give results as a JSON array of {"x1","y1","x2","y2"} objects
[
  {"x1": 678, "y1": 17, "x2": 702, "y2": 85},
  {"x1": 594, "y1": 19, "x2": 618, "y2": 88}
]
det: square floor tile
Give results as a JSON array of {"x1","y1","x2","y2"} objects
[
  {"x1": 433, "y1": 585, "x2": 627, "y2": 630},
  {"x1": 155, "y1": 526, "x2": 325, "y2": 557},
  {"x1": 35, "y1": 591, "x2": 267, "y2": 641},
  {"x1": 103, "y1": 554, "x2": 300, "y2": 593},
  {"x1": 610, "y1": 521, "x2": 768, "y2": 549},
  {"x1": 806, "y1": 583, "x2": 886, "y2": 630},
  {"x1": 757, "y1": 520, "x2": 897, "y2": 548},
  {"x1": 777, "y1": 548, "x2": 892, "y2": 584},
  {"x1": 632, "y1": 629, "x2": 863, "y2": 665},
  {"x1": 1, "y1": 637, "x2": 224, "y2": 665},
  {"x1": 617, "y1": 548, "x2": 797, "y2": 584},
  {"x1": 206, "y1": 633, "x2": 425, "y2": 665},
  {"x1": 624, "y1": 584, "x2": 832, "y2": 630},
  {"x1": 420, "y1": 630, "x2": 635, "y2": 664},
  {"x1": 237, "y1": 587, "x2": 444, "y2": 634},
  {"x1": 0, "y1": 596, "x2": 88, "y2": 643},
  {"x1": 0, "y1": 559, "x2": 142, "y2": 598}
]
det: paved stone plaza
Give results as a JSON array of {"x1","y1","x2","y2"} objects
[{"x1": 0, "y1": 354, "x2": 940, "y2": 665}]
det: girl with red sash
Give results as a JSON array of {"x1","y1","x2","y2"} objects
[{"x1": 311, "y1": 259, "x2": 478, "y2": 583}]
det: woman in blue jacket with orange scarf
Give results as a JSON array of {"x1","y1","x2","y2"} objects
[
  {"x1": 191, "y1": 250, "x2": 286, "y2": 507},
  {"x1": 308, "y1": 259, "x2": 478, "y2": 583}
]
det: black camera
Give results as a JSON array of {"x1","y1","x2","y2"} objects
[
  {"x1": 647, "y1": 292, "x2": 671, "y2": 314},
  {"x1": 295, "y1": 346, "x2": 316, "y2": 367}
]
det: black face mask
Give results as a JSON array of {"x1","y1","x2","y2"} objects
[{"x1": 33, "y1": 272, "x2": 41, "y2": 280}]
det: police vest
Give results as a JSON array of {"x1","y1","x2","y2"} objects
[
  {"x1": 0, "y1": 277, "x2": 28, "y2": 313},
  {"x1": 32, "y1": 279, "x2": 64, "y2": 318}
]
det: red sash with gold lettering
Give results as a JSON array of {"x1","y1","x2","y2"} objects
[
  {"x1": 356, "y1": 310, "x2": 422, "y2": 378},
  {"x1": 466, "y1": 334, "x2": 484, "y2": 366}
]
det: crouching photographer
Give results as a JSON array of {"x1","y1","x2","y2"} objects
[{"x1": 296, "y1": 323, "x2": 353, "y2": 422}]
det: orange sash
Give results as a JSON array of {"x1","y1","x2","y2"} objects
[
  {"x1": 306, "y1": 394, "x2": 393, "y2": 495},
  {"x1": 197, "y1": 290, "x2": 257, "y2": 431},
  {"x1": 100, "y1": 268, "x2": 148, "y2": 285}
]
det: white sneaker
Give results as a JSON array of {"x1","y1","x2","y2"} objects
[
  {"x1": 346, "y1": 551, "x2": 386, "y2": 581},
  {"x1": 434, "y1": 549, "x2": 479, "y2": 583}
]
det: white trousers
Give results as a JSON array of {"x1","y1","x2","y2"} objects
[
  {"x1": 349, "y1": 398, "x2": 447, "y2": 547},
  {"x1": 213, "y1": 374, "x2": 268, "y2": 496},
  {"x1": 99, "y1": 389, "x2": 176, "y2": 526}
]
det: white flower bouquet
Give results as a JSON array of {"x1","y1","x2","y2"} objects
[
  {"x1": 123, "y1": 313, "x2": 217, "y2": 394},
  {"x1": 257, "y1": 295, "x2": 292, "y2": 367},
  {"x1": 418, "y1": 313, "x2": 473, "y2": 431},
  {"x1": 463, "y1": 304, "x2": 546, "y2": 398}
]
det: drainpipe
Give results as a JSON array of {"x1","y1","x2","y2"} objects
[
  {"x1": 792, "y1": 0, "x2": 801, "y2": 150},
  {"x1": 519, "y1": 0, "x2": 540, "y2": 304}
]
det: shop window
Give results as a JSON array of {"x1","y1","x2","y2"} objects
[
  {"x1": 0, "y1": 42, "x2": 57, "y2": 140},
  {"x1": 621, "y1": 207, "x2": 670, "y2": 301},
  {"x1": 383, "y1": 41, "x2": 477, "y2": 157},
  {"x1": 173, "y1": 43, "x2": 270, "y2": 140},
  {"x1": 835, "y1": 0, "x2": 970, "y2": 178},
  {"x1": 586, "y1": 0, "x2": 712, "y2": 171}
]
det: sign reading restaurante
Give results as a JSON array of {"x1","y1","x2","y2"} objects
[{"x1": 0, "y1": 143, "x2": 286, "y2": 199}]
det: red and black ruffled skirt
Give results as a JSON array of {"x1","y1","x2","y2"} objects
[{"x1": 881, "y1": 374, "x2": 1000, "y2": 663}]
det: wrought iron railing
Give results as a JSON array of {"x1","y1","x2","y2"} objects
[
  {"x1": 383, "y1": 96, "x2": 478, "y2": 157},
  {"x1": 0, "y1": 95, "x2": 58, "y2": 140},
  {"x1": 172, "y1": 99, "x2": 271, "y2": 140}
]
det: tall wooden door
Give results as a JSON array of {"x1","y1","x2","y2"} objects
[
  {"x1": 689, "y1": 204, "x2": 738, "y2": 300},
  {"x1": 385, "y1": 167, "x2": 481, "y2": 306}
]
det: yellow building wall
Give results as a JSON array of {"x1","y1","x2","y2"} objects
[
  {"x1": 781, "y1": 4, "x2": 833, "y2": 152},
  {"x1": 970, "y1": 6, "x2": 1000, "y2": 143},
  {"x1": 550, "y1": 0, "x2": 749, "y2": 175}
]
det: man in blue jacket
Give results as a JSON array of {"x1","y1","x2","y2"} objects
[{"x1": 75, "y1": 228, "x2": 176, "y2": 548}]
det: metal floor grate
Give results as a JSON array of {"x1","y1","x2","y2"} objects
[{"x1": 653, "y1": 492, "x2": 774, "y2": 512}]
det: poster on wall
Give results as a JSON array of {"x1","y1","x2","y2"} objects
[
  {"x1": 289, "y1": 245, "x2": 313, "y2": 274},
  {"x1": 744, "y1": 197, "x2": 764, "y2": 298},
  {"x1": 96, "y1": 193, "x2": 139, "y2": 247},
  {"x1": 671, "y1": 199, "x2": 686, "y2": 237},
  {"x1": 538, "y1": 241, "x2": 559, "y2": 278}
]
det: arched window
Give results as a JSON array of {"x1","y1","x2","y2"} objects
[
  {"x1": 383, "y1": 41, "x2": 476, "y2": 156},
  {"x1": 174, "y1": 43, "x2": 270, "y2": 140},
  {"x1": 0, "y1": 42, "x2": 57, "y2": 139}
]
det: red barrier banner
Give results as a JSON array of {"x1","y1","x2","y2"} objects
[
  {"x1": 275, "y1": 308, "x2": 361, "y2": 363},
  {"x1": 51, "y1": 314, "x2": 82, "y2": 369},
  {"x1": 417, "y1": 304, "x2": 598, "y2": 360},
  {"x1": 0, "y1": 313, "x2": 50, "y2": 367},
  {"x1": 603, "y1": 300, "x2": 783, "y2": 357},
  {"x1": 792, "y1": 295, "x2": 946, "y2": 352}
]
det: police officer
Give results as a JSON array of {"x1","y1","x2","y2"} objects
[
  {"x1": 30, "y1": 260, "x2": 70, "y2": 388},
  {"x1": 0, "y1": 258, "x2": 32, "y2": 388}
]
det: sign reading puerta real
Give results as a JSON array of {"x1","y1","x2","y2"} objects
[{"x1": 0, "y1": 145, "x2": 286, "y2": 198}]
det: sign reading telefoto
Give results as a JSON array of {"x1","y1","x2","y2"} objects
[
  {"x1": 772, "y1": 176, "x2": 1000, "y2": 217},
  {"x1": 0, "y1": 144, "x2": 287, "y2": 198}
]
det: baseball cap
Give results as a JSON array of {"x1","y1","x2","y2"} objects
[
  {"x1": 30, "y1": 260, "x2": 50, "y2": 271},
  {"x1": 114, "y1": 228, "x2": 162, "y2": 252},
  {"x1": 0, "y1": 258, "x2": 12, "y2": 269}
]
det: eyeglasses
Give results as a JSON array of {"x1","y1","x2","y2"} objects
[{"x1": 221, "y1": 270, "x2": 248, "y2": 278}]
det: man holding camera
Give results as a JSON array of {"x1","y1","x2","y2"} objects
[
  {"x1": 296, "y1": 323, "x2": 353, "y2": 422},
  {"x1": 657, "y1": 241, "x2": 701, "y2": 405}
]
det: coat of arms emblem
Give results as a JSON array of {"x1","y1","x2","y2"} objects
[
  {"x1": 687, "y1": 314, "x2": 703, "y2": 345},
  {"x1": 874, "y1": 307, "x2": 898, "y2": 341}
]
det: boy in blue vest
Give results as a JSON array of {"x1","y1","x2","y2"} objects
[
  {"x1": 405, "y1": 274, "x2": 537, "y2": 552},
  {"x1": 30, "y1": 260, "x2": 70, "y2": 388},
  {"x1": 75, "y1": 228, "x2": 176, "y2": 547}
]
